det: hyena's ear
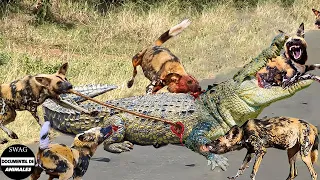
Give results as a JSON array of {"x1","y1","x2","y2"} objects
[
  {"x1": 35, "y1": 76, "x2": 52, "y2": 87},
  {"x1": 164, "y1": 73, "x2": 182, "y2": 84},
  {"x1": 57, "y1": 62, "x2": 69, "y2": 75},
  {"x1": 296, "y1": 23, "x2": 305, "y2": 38},
  {"x1": 312, "y1": 8, "x2": 320, "y2": 16}
]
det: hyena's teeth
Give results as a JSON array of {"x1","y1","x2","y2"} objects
[{"x1": 209, "y1": 146, "x2": 213, "y2": 150}]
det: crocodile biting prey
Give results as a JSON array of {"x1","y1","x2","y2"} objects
[{"x1": 42, "y1": 32, "x2": 314, "y2": 171}]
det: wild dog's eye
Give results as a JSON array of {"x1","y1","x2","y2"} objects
[
  {"x1": 57, "y1": 81, "x2": 62, "y2": 86},
  {"x1": 187, "y1": 80, "x2": 192, "y2": 84}
]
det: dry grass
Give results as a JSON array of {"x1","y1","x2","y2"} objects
[{"x1": 0, "y1": 0, "x2": 318, "y2": 152}]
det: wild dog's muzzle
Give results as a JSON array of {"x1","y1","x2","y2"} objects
[{"x1": 58, "y1": 81, "x2": 73, "y2": 93}]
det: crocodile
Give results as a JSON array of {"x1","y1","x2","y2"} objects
[{"x1": 42, "y1": 31, "x2": 315, "y2": 171}]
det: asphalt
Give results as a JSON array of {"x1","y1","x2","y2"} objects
[{"x1": 1, "y1": 30, "x2": 320, "y2": 180}]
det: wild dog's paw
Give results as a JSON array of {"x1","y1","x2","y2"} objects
[
  {"x1": 9, "y1": 132, "x2": 18, "y2": 139},
  {"x1": 0, "y1": 138, "x2": 8, "y2": 144},
  {"x1": 104, "y1": 141, "x2": 134, "y2": 153},
  {"x1": 127, "y1": 80, "x2": 134, "y2": 88},
  {"x1": 207, "y1": 153, "x2": 229, "y2": 171}
]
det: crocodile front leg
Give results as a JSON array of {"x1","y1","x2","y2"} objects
[
  {"x1": 103, "y1": 115, "x2": 134, "y2": 153},
  {"x1": 185, "y1": 121, "x2": 229, "y2": 171}
]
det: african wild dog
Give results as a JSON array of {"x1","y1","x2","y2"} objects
[
  {"x1": 126, "y1": 19, "x2": 202, "y2": 95},
  {"x1": 256, "y1": 23, "x2": 320, "y2": 88},
  {"x1": 201, "y1": 117, "x2": 319, "y2": 180},
  {"x1": 0, "y1": 63, "x2": 74, "y2": 144},
  {"x1": 312, "y1": 8, "x2": 320, "y2": 29},
  {"x1": 31, "y1": 121, "x2": 118, "y2": 180}
]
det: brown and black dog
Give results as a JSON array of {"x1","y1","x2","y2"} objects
[
  {"x1": 0, "y1": 63, "x2": 74, "y2": 144},
  {"x1": 127, "y1": 19, "x2": 202, "y2": 95},
  {"x1": 31, "y1": 121, "x2": 118, "y2": 180},
  {"x1": 202, "y1": 117, "x2": 319, "y2": 180},
  {"x1": 312, "y1": 8, "x2": 320, "y2": 29},
  {"x1": 256, "y1": 23, "x2": 320, "y2": 88}
]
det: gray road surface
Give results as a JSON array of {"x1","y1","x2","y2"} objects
[{"x1": 1, "y1": 30, "x2": 320, "y2": 180}]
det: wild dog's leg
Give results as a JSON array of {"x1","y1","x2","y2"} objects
[
  {"x1": 298, "y1": 74, "x2": 320, "y2": 83},
  {"x1": 29, "y1": 166, "x2": 43, "y2": 180},
  {"x1": 127, "y1": 50, "x2": 145, "y2": 88},
  {"x1": 103, "y1": 115, "x2": 133, "y2": 153},
  {"x1": 305, "y1": 64, "x2": 320, "y2": 72},
  {"x1": 58, "y1": 163, "x2": 74, "y2": 180},
  {"x1": 0, "y1": 108, "x2": 18, "y2": 140},
  {"x1": 299, "y1": 123, "x2": 318, "y2": 180},
  {"x1": 30, "y1": 110, "x2": 42, "y2": 126},
  {"x1": 301, "y1": 154, "x2": 317, "y2": 180},
  {"x1": 250, "y1": 148, "x2": 266, "y2": 180},
  {"x1": 228, "y1": 149, "x2": 255, "y2": 180},
  {"x1": 152, "y1": 80, "x2": 166, "y2": 94},
  {"x1": 246, "y1": 135, "x2": 266, "y2": 180},
  {"x1": 282, "y1": 69, "x2": 297, "y2": 88},
  {"x1": 48, "y1": 176, "x2": 55, "y2": 180},
  {"x1": 146, "y1": 78, "x2": 164, "y2": 94},
  {"x1": 286, "y1": 143, "x2": 300, "y2": 180}
]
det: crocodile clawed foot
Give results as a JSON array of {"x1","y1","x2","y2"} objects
[
  {"x1": 104, "y1": 141, "x2": 134, "y2": 153},
  {"x1": 207, "y1": 153, "x2": 229, "y2": 171}
]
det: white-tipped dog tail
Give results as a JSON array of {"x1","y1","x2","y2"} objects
[
  {"x1": 39, "y1": 121, "x2": 51, "y2": 151},
  {"x1": 155, "y1": 19, "x2": 191, "y2": 46}
]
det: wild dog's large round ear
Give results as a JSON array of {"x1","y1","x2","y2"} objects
[
  {"x1": 227, "y1": 125, "x2": 241, "y2": 139},
  {"x1": 57, "y1": 62, "x2": 69, "y2": 75},
  {"x1": 35, "y1": 76, "x2": 52, "y2": 87},
  {"x1": 312, "y1": 8, "x2": 320, "y2": 16},
  {"x1": 164, "y1": 73, "x2": 182, "y2": 84},
  {"x1": 297, "y1": 23, "x2": 305, "y2": 38}
]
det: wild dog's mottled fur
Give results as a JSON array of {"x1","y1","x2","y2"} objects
[
  {"x1": 256, "y1": 23, "x2": 320, "y2": 88},
  {"x1": 31, "y1": 121, "x2": 117, "y2": 180},
  {"x1": 0, "y1": 63, "x2": 73, "y2": 144},
  {"x1": 202, "y1": 117, "x2": 319, "y2": 180},
  {"x1": 127, "y1": 19, "x2": 202, "y2": 95},
  {"x1": 312, "y1": 9, "x2": 320, "y2": 29}
]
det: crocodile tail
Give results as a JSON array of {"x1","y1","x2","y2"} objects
[
  {"x1": 39, "y1": 121, "x2": 51, "y2": 151},
  {"x1": 59, "y1": 84, "x2": 118, "y2": 103},
  {"x1": 155, "y1": 19, "x2": 191, "y2": 46}
]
